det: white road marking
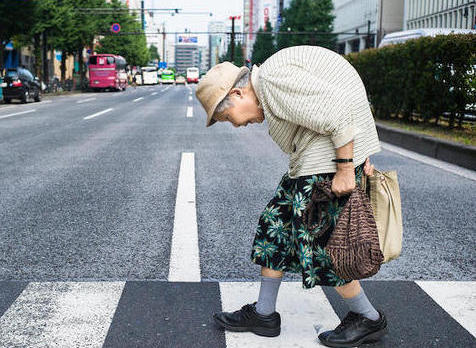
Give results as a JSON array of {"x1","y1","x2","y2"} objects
[
  {"x1": 0, "y1": 109, "x2": 36, "y2": 120},
  {"x1": 133, "y1": 97, "x2": 144, "y2": 103},
  {"x1": 188, "y1": 96, "x2": 192, "y2": 101},
  {"x1": 381, "y1": 142, "x2": 476, "y2": 181},
  {"x1": 168, "y1": 152, "x2": 200, "y2": 282},
  {"x1": 83, "y1": 108, "x2": 113, "y2": 120},
  {"x1": 220, "y1": 282, "x2": 340, "y2": 347},
  {"x1": 416, "y1": 281, "x2": 476, "y2": 337},
  {"x1": 186, "y1": 106, "x2": 193, "y2": 118},
  {"x1": 42, "y1": 100, "x2": 52, "y2": 104},
  {"x1": 0, "y1": 281, "x2": 125, "y2": 347},
  {"x1": 76, "y1": 97, "x2": 96, "y2": 104},
  {"x1": 151, "y1": 92, "x2": 158, "y2": 96}
]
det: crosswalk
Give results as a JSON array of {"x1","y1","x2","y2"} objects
[{"x1": 0, "y1": 280, "x2": 474, "y2": 347}]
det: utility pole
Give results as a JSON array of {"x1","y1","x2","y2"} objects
[
  {"x1": 141, "y1": 0, "x2": 145, "y2": 31},
  {"x1": 162, "y1": 23, "x2": 166, "y2": 63},
  {"x1": 229, "y1": 15, "x2": 241, "y2": 62}
]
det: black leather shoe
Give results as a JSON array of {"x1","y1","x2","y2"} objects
[
  {"x1": 213, "y1": 302, "x2": 281, "y2": 337},
  {"x1": 318, "y1": 310, "x2": 388, "y2": 347}
]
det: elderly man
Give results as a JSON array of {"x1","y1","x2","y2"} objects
[{"x1": 196, "y1": 45, "x2": 387, "y2": 347}]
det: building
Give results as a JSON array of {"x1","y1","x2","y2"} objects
[
  {"x1": 243, "y1": 0, "x2": 281, "y2": 60},
  {"x1": 208, "y1": 21, "x2": 227, "y2": 68},
  {"x1": 174, "y1": 37, "x2": 199, "y2": 75},
  {"x1": 332, "y1": 0, "x2": 405, "y2": 54},
  {"x1": 404, "y1": 0, "x2": 476, "y2": 30},
  {"x1": 198, "y1": 46, "x2": 209, "y2": 73}
]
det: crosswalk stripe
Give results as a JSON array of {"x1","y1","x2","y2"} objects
[
  {"x1": 416, "y1": 281, "x2": 476, "y2": 337},
  {"x1": 219, "y1": 282, "x2": 340, "y2": 347},
  {"x1": 0, "y1": 282, "x2": 124, "y2": 347}
]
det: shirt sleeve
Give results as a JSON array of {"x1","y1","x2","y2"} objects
[{"x1": 258, "y1": 64, "x2": 355, "y2": 149}]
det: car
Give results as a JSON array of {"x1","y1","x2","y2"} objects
[
  {"x1": 175, "y1": 76, "x2": 186, "y2": 85},
  {"x1": 2, "y1": 67, "x2": 41, "y2": 103}
]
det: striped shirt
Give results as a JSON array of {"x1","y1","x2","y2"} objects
[{"x1": 251, "y1": 45, "x2": 381, "y2": 178}]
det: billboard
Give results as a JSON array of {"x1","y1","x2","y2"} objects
[{"x1": 178, "y1": 36, "x2": 198, "y2": 43}]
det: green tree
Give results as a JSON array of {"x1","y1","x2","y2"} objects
[
  {"x1": 96, "y1": 1, "x2": 150, "y2": 67},
  {"x1": 277, "y1": 0, "x2": 337, "y2": 50},
  {"x1": 0, "y1": 0, "x2": 35, "y2": 73},
  {"x1": 148, "y1": 44, "x2": 160, "y2": 62},
  {"x1": 219, "y1": 42, "x2": 245, "y2": 66},
  {"x1": 251, "y1": 20, "x2": 276, "y2": 65}
]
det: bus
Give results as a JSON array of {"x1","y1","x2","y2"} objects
[
  {"x1": 378, "y1": 28, "x2": 476, "y2": 48},
  {"x1": 142, "y1": 66, "x2": 159, "y2": 85},
  {"x1": 160, "y1": 69, "x2": 175, "y2": 84},
  {"x1": 186, "y1": 67, "x2": 199, "y2": 83},
  {"x1": 88, "y1": 54, "x2": 127, "y2": 91}
]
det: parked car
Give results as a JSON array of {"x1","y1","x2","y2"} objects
[
  {"x1": 2, "y1": 67, "x2": 41, "y2": 103},
  {"x1": 175, "y1": 76, "x2": 186, "y2": 85}
]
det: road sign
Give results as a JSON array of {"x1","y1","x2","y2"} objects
[{"x1": 111, "y1": 23, "x2": 121, "y2": 33}]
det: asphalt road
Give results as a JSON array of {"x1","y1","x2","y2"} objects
[
  {"x1": 1, "y1": 84, "x2": 474, "y2": 282},
  {"x1": 0, "y1": 84, "x2": 475, "y2": 347}
]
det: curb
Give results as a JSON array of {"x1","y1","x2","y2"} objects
[{"x1": 376, "y1": 123, "x2": 476, "y2": 171}]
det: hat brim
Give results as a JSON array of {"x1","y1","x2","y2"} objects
[{"x1": 206, "y1": 66, "x2": 250, "y2": 127}]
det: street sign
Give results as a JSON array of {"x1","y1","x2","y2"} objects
[{"x1": 111, "y1": 23, "x2": 121, "y2": 33}]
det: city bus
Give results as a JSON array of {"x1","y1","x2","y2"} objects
[
  {"x1": 141, "y1": 66, "x2": 159, "y2": 85},
  {"x1": 88, "y1": 54, "x2": 127, "y2": 91},
  {"x1": 186, "y1": 67, "x2": 199, "y2": 83},
  {"x1": 160, "y1": 69, "x2": 175, "y2": 84}
]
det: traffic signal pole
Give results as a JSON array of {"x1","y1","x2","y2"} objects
[{"x1": 229, "y1": 15, "x2": 241, "y2": 63}]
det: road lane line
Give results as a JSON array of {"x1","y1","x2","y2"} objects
[
  {"x1": 381, "y1": 142, "x2": 476, "y2": 181},
  {"x1": 168, "y1": 152, "x2": 200, "y2": 282},
  {"x1": 0, "y1": 109, "x2": 36, "y2": 120},
  {"x1": 42, "y1": 100, "x2": 52, "y2": 104},
  {"x1": 0, "y1": 282, "x2": 124, "y2": 347},
  {"x1": 186, "y1": 106, "x2": 193, "y2": 118},
  {"x1": 133, "y1": 97, "x2": 144, "y2": 103},
  {"x1": 83, "y1": 108, "x2": 113, "y2": 120},
  {"x1": 151, "y1": 92, "x2": 158, "y2": 96},
  {"x1": 188, "y1": 96, "x2": 192, "y2": 101},
  {"x1": 76, "y1": 97, "x2": 96, "y2": 104}
]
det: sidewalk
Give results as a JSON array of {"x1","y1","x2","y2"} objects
[{"x1": 376, "y1": 122, "x2": 476, "y2": 171}]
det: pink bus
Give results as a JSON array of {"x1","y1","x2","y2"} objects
[{"x1": 88, "y1": 54, "x2": 127, "y2": 91}]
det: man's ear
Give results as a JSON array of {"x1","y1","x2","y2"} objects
[{"x1": 229, "y1": 88, "x2": 243, "y2": 98}]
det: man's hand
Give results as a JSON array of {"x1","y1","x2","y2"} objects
[
  {"x1": 331, "y1": 158, "x2": 374, "y2": 197},
  {"x1": 331, "y1": 162, "x2": 355, "y2": 197}
]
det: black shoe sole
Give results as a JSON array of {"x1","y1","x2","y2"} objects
[
  {"x1": 319, "y1": 326, "x2": 388, "y2": 347},
  {"x1": 213, "y1": 315, "x2": 281, "y2": 337}
]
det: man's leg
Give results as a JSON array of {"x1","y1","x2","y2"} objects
[
  {"x1": 255, "y1": 267, "x2": 283, "y2": 315},
  {"x1": 318, "y1": 280, "x2": 388, "y2": 347},
  {"x1": 334, "y1": 280, "x2": 379, "y2": 320},
  {"x1": 212, "y1": 266, "x2": 283, "y2": 337}
]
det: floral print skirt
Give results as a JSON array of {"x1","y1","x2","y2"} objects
[{"x1": 251, "y1": 163, "x2": 365, "y2": 289}]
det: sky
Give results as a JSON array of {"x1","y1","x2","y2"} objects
[{"x1": 146, "y1": 0, "x2": 244, "y2": 46}]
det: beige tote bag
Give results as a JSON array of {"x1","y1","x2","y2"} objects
[{"x1": 361, "y1": 169, "x2": 403, "y2": 263}]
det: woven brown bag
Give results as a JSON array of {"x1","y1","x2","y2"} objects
[{"x1": 303, "y1": 181, "x2": 384, "y2": 280}]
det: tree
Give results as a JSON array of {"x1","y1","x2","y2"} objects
[
  {"x1": 0, "y1": 0, "x2": 35, "y2": 73},
  {"x1": 148, "y1": 44, "x2": 160, "y2": 62},
  {"x1": 251, "y1": 20, "x2": 276, "y2": 65},
  {"x1": 96, "y1": 1, "x2": 150, "y2": 67},
  {"x1": 277, "y1": 0, "x2": 337, "y2": 50},
  {"x1": 219, "y1": 42, "x2": 245, "y2": 67}
]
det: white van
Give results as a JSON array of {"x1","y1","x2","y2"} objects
[{"x1": 141, "y1": 66, "x2": 159, "y2": 85}]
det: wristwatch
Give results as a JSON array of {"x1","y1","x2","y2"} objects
[{"x1": 332, "y1": 158, "x2": 353, "y2": 163}]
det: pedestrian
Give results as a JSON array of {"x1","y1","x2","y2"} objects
[
  {"x1": 132, "y1": 74, "x2": 137, "y2": 88},
  {"x1": 195, "y1": 45, "x2": 387, "y2": 347}
]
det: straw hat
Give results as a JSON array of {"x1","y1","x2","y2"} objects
[{"x1": 196, "y1": 62, "x2": 250, "y2": 127}]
